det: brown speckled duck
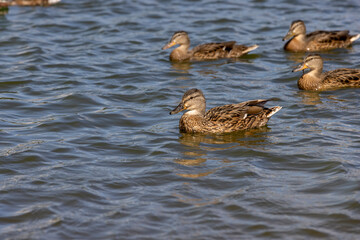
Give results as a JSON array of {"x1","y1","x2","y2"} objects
[
  {"x1": 169, "y1": 88, "x2": 282, "y2": 134},
  {"x1": 283, "y1": 20, "x2": 360, "y2": 52},
  {"x1": 162, "y1": 31, "x2": 258, "y2": 62},
  {"x1": 293, "y1": 54, "x2": 360, "y2": 91}
]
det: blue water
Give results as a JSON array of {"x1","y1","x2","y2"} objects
[{"x1": 1, "y1": 0, "x2": 360, "y2": 239}]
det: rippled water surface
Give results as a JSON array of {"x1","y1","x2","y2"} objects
[{"x1": 1, "y1": 0, "x2": 360, "y2": 239}]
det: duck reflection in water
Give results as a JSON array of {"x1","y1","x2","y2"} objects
[
  {"x1": 173, "y1": 129, "x2": 273, "y2": 206},
  {"x1": 179, "y1": 128, "x2": 273, "y2": 148},
  {"x1": 297, "y1": 91, "x2": 322, "y2": 105},
  {"x1": 174, "y1": 128, "x2": 273, "y2": 178},
  {"x1": 170, "y1": 61, "x2": 193, "y2": 73},
  {"x1": 169, "y1": 57, "x2": 257, "y2": 76}
]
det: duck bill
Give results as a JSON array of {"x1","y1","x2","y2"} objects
[
  {"x1": 292, "y1": 63, "x2": 308, "y2": 72},
  {"x1": 170, "y1": 102, "x2": 185, "y2": 115},
  {"x1": 162, "y1": 41, "x2": 176, "y2": 50},
  {"x1": 282, "y1": 31, "x2": 294, "y2": 41}
]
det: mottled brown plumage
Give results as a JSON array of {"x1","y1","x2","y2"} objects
[
  {"x1": 292, "y1": 54, "x2": 360, "y2": 91},
  {"x1": 162, "y1": 31, "x2": 258, "y2": 62},
  {"x1": 169, "y1": 89, "x2": 282, "y2": 134},
  {"x1": 283, "y1": 20, "x2": 360, "y2": 52}
]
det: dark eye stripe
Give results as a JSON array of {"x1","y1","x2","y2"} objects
[
  {"x1": 305, "y1": 55, "x2": 321, "y2": 63},
  {"x1": 184, "y1": 94, "x2": 201, "y2": 103},
  {"x1": 291, "y1": 22, "x2": 302, "y2": 30},
  {"x1": 290, "y1": 20, "x2": 305, "y2": 32},
  {"x1": 173, "y1": 31, "x2": 187, "y2": 39}
]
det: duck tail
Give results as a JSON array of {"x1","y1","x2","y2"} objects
[
  {"x1": 48, "y1": 0, "x2": 61, "y2": 4},
  {"x1": 243, "y1": 44, "x2": 259, "y2": 54},
  {"x1": 266, "y1": 106, "x2": 282, "y2": 118},
  {"x1": 350, "y1": 34, "x2": 360, "y2": 43}
]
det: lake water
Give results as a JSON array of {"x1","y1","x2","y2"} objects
[{"x1": 1, "y1": 0, "x2": 360, "y2": 239}]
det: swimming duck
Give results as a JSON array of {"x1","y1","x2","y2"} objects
[
  {"x1": 283, "y1": 20, "x2": 360, "y2": 52},
  {"x1": 2, "y1": 0, "x2": 60, "y2": 6},
  {"x1": 169, "y1": 88, "x2": 282, "y2": 134},
  {"x1": 292, "y1": 54, "x2": 360, "y2": 90},
  {"x1": 162, "y1": 31, "x2": 258, "y2": 62}
]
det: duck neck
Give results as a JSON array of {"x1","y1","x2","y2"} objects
[
  {"x1": 170, "y1": 44, "x2": 191, "y2": 61},
  {"x1": 298, "y1": 68, "x2": 323, "y2": 90},
  {"x1": 179, "y1": 110, "x2": 205, "y2": 133},
  {"x1": 185, "y1": 108, "x2": 205, "y2": 117},
  {"x1": 297, "y1": 33, "x2": 306, "y2": 41},
  {"x1": 295, "y1": 34, "x2": 307, "y2": 48},
  {"x1": 285, "y1": 34, "x2": 307, "y2": 51}
]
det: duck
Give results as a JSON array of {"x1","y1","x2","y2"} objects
[
  {"x1": 162, "y1": 31, "x2": 258, "y2": 62},
  {"x1": 2, "y1": 0, "x2": 60, "y2": 6},
  {"x1": 169, "y1": 88, "x2": 282, "y2": 134},
  {"x1": 292, "y1": 54, "x2": 360, "y2": 90},
  {"x1": 283, "y1": 20, "x2": 360, "y2": 52}
]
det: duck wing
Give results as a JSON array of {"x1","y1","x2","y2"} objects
[
  {"x1": 205, "y1": 99, "x2": 269, "y2": 123},
  {"x1": 191, "y1": 41, "x2": 236, "y2": 60},
  {"x1": 323, "y1": 68, "x2": 360, "y2": 87},
  {"x1": 307, "y1": 30, "x2": 352, "y2": 49}
]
